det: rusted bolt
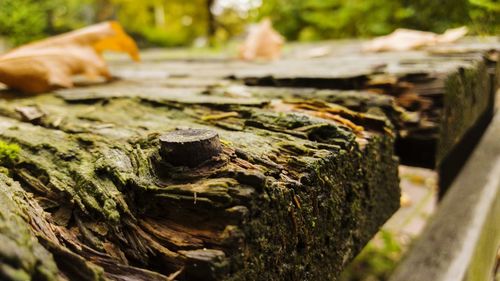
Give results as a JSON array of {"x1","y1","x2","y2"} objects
[{"x1": 159, "y1": 129, "x2": 222, "y2": 167}]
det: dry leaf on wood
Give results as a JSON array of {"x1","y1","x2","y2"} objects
[
  {"x1": 363, "y1": 26, "x2": 468, "y2": 52},
  {"x1": 239, "y1": 19, "x2": 285, "y2": 61},
  {"x1": 0, "y1": 21, "x2": 140, "y2": 94}
]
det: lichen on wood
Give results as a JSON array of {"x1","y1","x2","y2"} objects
[
  {"x1": 225, "y1": 40, "x2": 499, "y2": 169},
  {"x1": 2, "y1": 38, "x2": 495, "y2": 280},
  {"x1": 0, "y1": 80, "x2": 399, "y2": 280}
]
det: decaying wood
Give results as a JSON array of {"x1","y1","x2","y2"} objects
[
  {"x1": 0, "y1": 83, "x2": 399, "y2": 280},
  {"x1": 229, "y1": 39, "x2": 499, "y2": 169},
  {"x1": 389, "y1": 108, "x2": 500, "y2": 281},
  {"x1": 107, "y1": 38, "x2": 499, "y2": 169},
  {"x1": 0, "y1": 37, "x2": 498, "y2": 280}
]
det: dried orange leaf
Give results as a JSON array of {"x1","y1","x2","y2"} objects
[
  {"x1": 0, "y1": 21, "x2": 140, "y2": 94},
  {"x1": 314, "y1": 112, "x2": 365, "y2": 133},
  {"x1": 239, "y1": 19, "x2": 285, "y2": 61},
  {"x1": 363, "y1": 26, "x2": 468, "y2": 52},
  {"x1": 93, "y1": 22, "x2": 140, "y2": 61},
  {"x1": 271, "y1": 99, "x2": 365, "y2": 133}
]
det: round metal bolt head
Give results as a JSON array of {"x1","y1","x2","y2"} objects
[{"x1": 159, "y1": 128, "x2": 222, "y2": 167}]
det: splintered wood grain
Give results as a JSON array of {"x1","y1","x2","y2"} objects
[
  {"x1": 105, "y1": 38, "x2": 499, "y2": 168},
  {"x1": 0, "y1": 83, "x2": 399, "y2": 280},
  {"x1": 0, "y1": 37, "x2": 497, "y2": 281}
]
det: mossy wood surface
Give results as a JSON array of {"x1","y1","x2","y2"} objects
[
  {"x1": 0, "y1": 75, "x2": 399, "y2": 280},
  {"x1": 105, "y1": 38, "x2": 499, "y2": 168},
  {"x1": 0, "y1": 38, "x2": 497, "y2": 281},
  {"x1": 238, "y1": 42, "x2": 500, "y2": 169}
]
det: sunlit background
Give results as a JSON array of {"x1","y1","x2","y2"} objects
[{"x1": 0, "y1": 0, "x2": 498, "y2": 48}]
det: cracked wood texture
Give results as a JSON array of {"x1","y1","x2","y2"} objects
[
  {"x1": 237, "y1": 40, "x2": 500, "y2": 171},
  {"x1": 106, "y1": 38, "x2": 499, "y2": 169},
  {"x1": 0, "y1": 37, "x2": 497, "y2": 281},
  {"x1": 110, "y1": 37, "x2": 498, "y2": 191},
  {"x1": 68, "y1": 37, "x2": 499, "y2": 192},
  {"x1": 0, "y1": 80, "x2": 399, "y2": 280}
]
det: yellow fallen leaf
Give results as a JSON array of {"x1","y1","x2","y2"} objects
[
  {"x1": 201, "y1": 112, "x2": 239, "y2": 121},
  {"x1": 363, "y1": 26, "x2": 468, "y2": 52},
  {"x1": 0, "y1": 21, "x2": 139, "y2": 94},
  {"x1": 313, "y1": 111, "x2": 365, "y2": 133},
  {"x1": 400, "y1": 192, "x2": 412, "y2": 207},
  {"x1": 239, "y1": 19, "x2": 285, "y2": 61},
  {"x1": 270, "y1": 99, "x2": 365, "y2": 133}
]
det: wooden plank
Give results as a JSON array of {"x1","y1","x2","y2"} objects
[
  {"x1": 113, "y1": 38, "x2": 499, "y2": 192},
  {"x1": 0, "y1": 37, "x2": 497, "y2": 280},
  {"x1": 230, "y1": 40, "x2": 500, "y2": 170},
  {"x1": 0, "y1": 85, "x2": 399, "y2": 280},
  {"x1": 389, "y1": 111, "x2": 500, "y2": 281}
]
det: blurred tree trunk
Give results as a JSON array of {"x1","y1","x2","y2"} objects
[
  {"x1": 46, "y1": 9, "x2": 55, "y2": 34},
  {"x1": 154, "y1": 2, "x2": 166, "y2": 27},
  {"x1": 207, "y1": 0, "x2": 216, "y2": 46},
  {"x1": 95, "y1": 0, "x2": 116, "y2": 22}
]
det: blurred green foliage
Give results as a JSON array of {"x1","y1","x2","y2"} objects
[
  {"x1": 260, "y1": 0, "x2": 499, "y2": 41},
  {"x1": 0, "y1": 0, "x2": 215, "y2": 47},
  {"x1": 0, "y1": 0, "x2": 100, "y2": 45},
  {"x1": 0, "y1": 0, "x2": 49, "y2": 45},
  {"x1": 111, "y1": 0, "x2": 212, "y2": 47},
  {"x1": 0, "y1": 0, "x2": 498, "y2": 47},
  {"x1": 339, "y1": 230, "x2": 404, "y2": 281}
]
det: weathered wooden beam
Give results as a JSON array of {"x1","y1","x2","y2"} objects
[
  {"x1": 0, "y1": 88, "x2": 399, "y2": 280},
  {"x1": 106, "y1": 38, "x2": 499, "y2": 193},
  {"x1": 390, "y1": 112, "x2": 500, "y2": 281},
  {"x1": 1, "y1": 38, "x2": 496, "y2": 280},
  {"x1": 230, "y1": 41, "x2": 500, "y2": 170}
]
